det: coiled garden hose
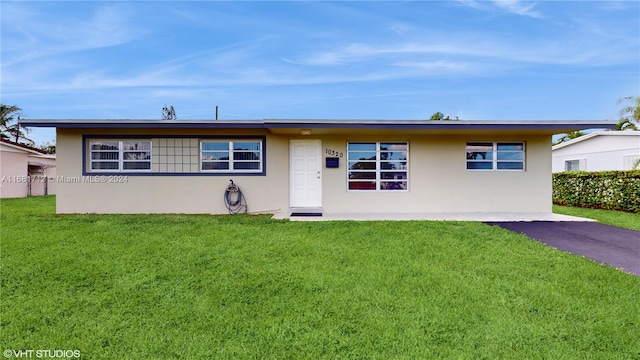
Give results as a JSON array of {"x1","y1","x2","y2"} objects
[{"x1": 224, "y1": 179, "x2": 247, "y2": 214}]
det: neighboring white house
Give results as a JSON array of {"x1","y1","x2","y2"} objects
[
  {"x1": 552, "y1": 131, "x2": 640, "y2": 172},
  {"x1": 0, "y1": 139, "x2": 57, "y2": 198}
]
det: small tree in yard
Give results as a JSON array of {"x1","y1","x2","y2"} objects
[{"x1": 553, "y1": 130, "x2": 585, "y2": 145}]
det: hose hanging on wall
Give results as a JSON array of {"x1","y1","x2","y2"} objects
[{"x1": 224, "y1": 179, "x2": 247, "y2": 214}]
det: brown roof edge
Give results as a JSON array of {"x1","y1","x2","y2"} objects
[{"x1": 0, "y1": 138, "x2": 49, "y2": 155}]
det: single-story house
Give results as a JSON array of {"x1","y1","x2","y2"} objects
[
  {"x1": 552, "y1": 131, "x2": 640, "y2": 172},
  {"x1": 20, "y1": 119, "x2": 614, "y2": 215},
  {"x1": 0, "y1": 139, "x2": 56, "y2": 198}
]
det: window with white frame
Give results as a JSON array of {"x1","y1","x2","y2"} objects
[
  {"x1": 89, "y1": 140, "x2": 151, "y2": 171},
  {"x1": 200, "y1": 140, "x2": 263, "y2": 172},
  {"x1": 565, "y1": 160, "x2": 581, "y2": 171},
  {"x1": 466, "y1": 142, "x2": 525, "y2": 171},
  {"x1": 623, "y1": 155, "x2": 639, "y2": 170},
  {"x1": 347, "y1": 142, "x2": 408, "y2": 191}
]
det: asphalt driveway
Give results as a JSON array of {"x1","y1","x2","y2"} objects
[{"x1": 485, "y1": 221, "x2": 640, "y2": 276}]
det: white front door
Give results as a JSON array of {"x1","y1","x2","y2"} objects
[{"x1": 290, "y1": 140, "x2": 322, "y2": 208}]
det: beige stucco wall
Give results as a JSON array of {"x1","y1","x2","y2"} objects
[
  {"x1": 56, "y1": 128, "x2": 290, "y2": 214},
  {"x1": 55, "y1": 128, "x2": 551, "y2": 214},
  {"x1": 321, "y1": 134, "x2": 551, "y2": 214},
  {"x1": 1, "y1": 150, "x2": 29, "y2": 198}
]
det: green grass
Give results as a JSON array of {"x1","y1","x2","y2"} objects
[
  {"x1": 2, "y1": 196, "x2": 639, "y2": 359},
  {"x1": 553, "y1": 204, "x2": 640, "y2": 231}
]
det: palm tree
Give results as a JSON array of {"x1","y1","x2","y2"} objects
[
  {"x1": 554, "y1": 130, "x2": 585, "y2": 145},
  {"x1": 0, "y1": 104, "x2": 34, "y2": 145},
  {"x1": 1, "y1": 104, "x2": 21, "y2": 139},
  {"x1": 616, "y1": 118, "x2": 638, "y2": 131},
  {"x1": 616, "y1": 96, "x2": 639, "y2": 131}
]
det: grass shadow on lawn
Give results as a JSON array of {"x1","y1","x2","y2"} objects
[{"x1": 2, "y1": 196, "x2": 639, "y2": 359}]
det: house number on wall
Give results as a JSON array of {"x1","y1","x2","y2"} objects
[{"x1": 325, "y1": 148, "x2": 344, "y2": 157}]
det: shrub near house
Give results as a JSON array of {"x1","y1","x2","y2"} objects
[{"x1": 553, "y1": 171, "x2": 640, "y2": 213}]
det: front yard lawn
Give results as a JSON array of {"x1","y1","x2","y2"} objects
[
  {"x1": 2, "y1": 196, "x2": 639, "y2": 359},
  {"x1": 553, "y1": 204, "x2": 640, "y2": 231}
]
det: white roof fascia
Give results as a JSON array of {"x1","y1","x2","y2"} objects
[{"x1": 553, "y1": 130, "x2": 640, "y2": 151}]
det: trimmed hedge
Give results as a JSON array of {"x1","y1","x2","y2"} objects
[{"x1": 553, "y1": 171, "x2": 640, "y2": 213}]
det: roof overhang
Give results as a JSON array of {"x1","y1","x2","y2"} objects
[
  {"x1": 19, "y1": 119, "x2": 265, "y2": 129},
  {"x1": 264, "y1": 119, "x2": 617, "y2": 136},
  {"x1": 20, "y1": 119, "x2": 617, "y2": 136}
]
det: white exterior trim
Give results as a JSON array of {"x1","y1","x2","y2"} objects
[{"x1": 552, "y1": 130, "x2": 640, "y2": 150}]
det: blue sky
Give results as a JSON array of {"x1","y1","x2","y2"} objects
[{"x1": 2, "y1": 1, "x2": 639, "y2": 145}]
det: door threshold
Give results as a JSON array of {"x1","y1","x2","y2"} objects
[{"x1": 290, "y1": 208, "x2": 323, "y2": 217}]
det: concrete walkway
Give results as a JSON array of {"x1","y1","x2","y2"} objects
[{"x1": 273, "y1": 212, "x2": 593, "y2": 222}]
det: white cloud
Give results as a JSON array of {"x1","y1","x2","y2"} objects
[
  {"x1": 282, "y1": 24, "x2": 635, "y2": 71},
  {"x1": 457, "y1": 0, "x2": 543, "y2": 18},
  {"x1": 1, "y1": 3, "x2": 145, "y2": 67},
  {"x1": 492, "y1": 0, "x2": 543, "y2": 18},
  {"x1": 6, "y1": 25, "x2": 631, "y2": 95},
  {"x1": 386, "y1": 23, "x2": 412, "y2": 35},
  {"x1": 392, "y1": 60, "x2": 470, "y2": 72}
]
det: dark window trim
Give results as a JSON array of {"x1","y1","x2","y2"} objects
[
  {"x1": 88, "y1": 139, "x2": 152, "y2": 173},
  {"x1": 82, "y1": 135, "x2": 267, "y2": 176},
  {"x1": 200, "y1": 139, "x2": 264, "y2": 174}
]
